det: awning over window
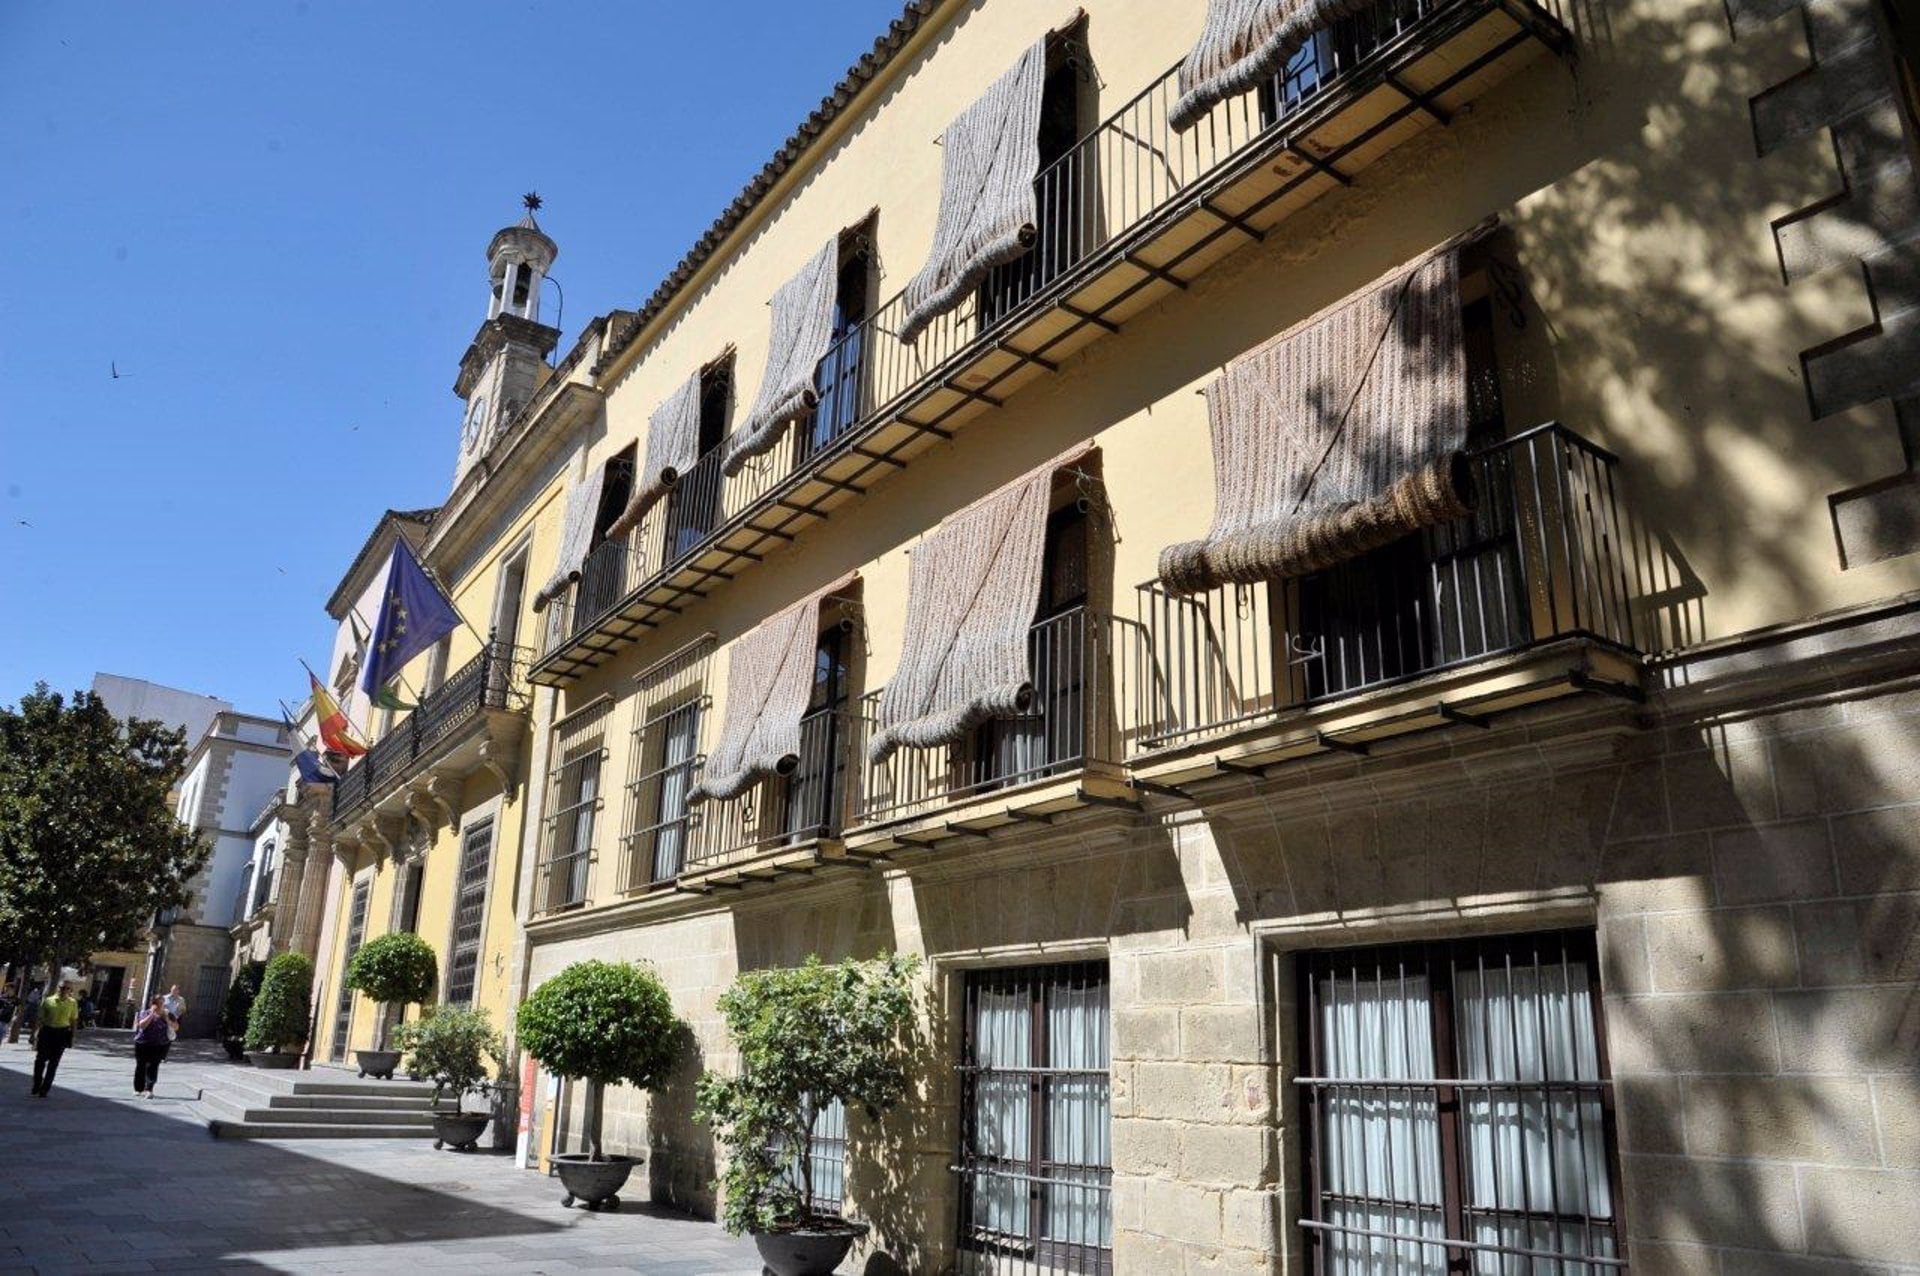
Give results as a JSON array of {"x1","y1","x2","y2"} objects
[
  {"x1": 1169, "y1": 0, "x2": 1373, "y2": 132},
  {"x1": 693, "y1": 572, "x2": 857, "y2": 802},
  {"x1": 870, "y1": 443, "x2": 1095, "y2": 762},
  {"x1": 607, "y1": 370, "x2": 702, "y2": 540},
  {"x1": 898, "y1": 35, "x2": 1049, "y2": 345},
  {"x1": 530, "y1": 463, "x2": 606, "y2": 613},
  {"x1": 724, "y1": 237, "x2": 840, "y2": 476},
  {"x1": 1158, "y1": 239, "x2": 1472, "y2": 594}
]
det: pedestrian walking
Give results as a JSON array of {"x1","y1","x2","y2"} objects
[
  {"x1": 133, "y1": 994, "x2": 171, "y2": 1097},
  {"x1": 163, "y1": 984, "x2": 187, "y2": 1040},
  {"x1": 78, "y1": 992, "x2": 96, "y2": 1029},
  {"x1": 30, "y1": 983, "x2": 79, "y2": 1096}
]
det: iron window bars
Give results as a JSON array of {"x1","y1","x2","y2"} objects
[
  {"x1": 957, "y1": 961, "x2": 1113, "y2": 1276},
  {"x1": 331, "y1": 878, "x2": 370, "y2": 1061},
  {"x1": 535, "y1": 699, "x2": 613, "y2": 915},
  {"x1": 1298, "y1": 929, "x2": 1625, "y2": 1273},
  {"x1": 444, "y1": 819, "x2": 494, "y2": 1005}
]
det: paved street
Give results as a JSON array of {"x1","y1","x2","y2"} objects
[{"x1": 0, "y1": 1031, "x2": 765, "y2": 1274}]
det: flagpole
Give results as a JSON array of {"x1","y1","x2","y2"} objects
[{"x1": 300, "y1": 658, "x2": 371, "y2": 751}]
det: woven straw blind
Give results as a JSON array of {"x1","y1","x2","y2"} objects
[
  {"x1": 1170, "y1": 0, "x2": 1375, "y2": 131},
  {"x1": 725, "y1": 238, "x2": 840, "y2": 476},
  {"x1": 1158, "y1": 243, "x2": 1470, "y2": 593},
  {"x1": 531, "y1": 462, "x2": 606, "y2": 613},
  {"x1": 899, "y1": 36, "x2": 1049, "y2": 344},
  {"x1": 608, "y1": 370, "x2": 702, "y2": 539},
  {"x1": 870, "y1": 444, "x2": 1092, "y2": 762}
]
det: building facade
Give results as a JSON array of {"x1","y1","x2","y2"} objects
[{"x1": 305, "y1": 0, "x2": 1920, "y2": 1269}]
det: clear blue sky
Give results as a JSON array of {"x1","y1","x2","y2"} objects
[{"x1": 0, "y1": 1, "x2": 904, "y2": 718}]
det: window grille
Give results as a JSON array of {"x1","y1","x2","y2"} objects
[
  {"x1": 774, "y1": 1094, "x2": 848, "y2": 1217},
  {"x1": 250, "y1": 839, "x2": 276, "y2": 915},
  {"x1": 331, "y1": 879, "x2": 370, "y2": 1060},
  {"x1": 444, "y1": 819, "x2": 493, "y2": 1005},
  {"x1": 1298, "y1": 930, "x2": 1624, "y2": 1274},
  {"x1": 957, "y1": 961, "x2": 1112, "y2": 1276},
  {"x1": 620, "y1": 637, "x2": 713, "y2": 892},
  {"x1": 536, "y1": 699, "x2": 612, "y2": 914}
]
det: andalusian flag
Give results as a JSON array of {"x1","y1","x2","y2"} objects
[{"x1": 308, "y1": 670, "x2": 367, "y2": 757}]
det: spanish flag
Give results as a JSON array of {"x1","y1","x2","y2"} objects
[{"x1": 308, "y1": 671, "x2": 367, "y2": 758}]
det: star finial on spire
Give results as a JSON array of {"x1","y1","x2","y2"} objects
[{"x1": 522, "y1": 191, "x2": 543, "y2": 214}]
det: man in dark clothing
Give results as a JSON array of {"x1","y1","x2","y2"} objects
[{"x1": 31, "y1": 983, "x2": 80, "y2": 1097}]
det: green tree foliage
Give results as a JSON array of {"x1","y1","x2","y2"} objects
[
  {"x1": 244, "y1": 952, "x2": 313, "y2": 1053},
  {"x1": 393, "y1": 1005, "x2": 506, "y2": 1112},
  {"x1": 695, "y1": 953, "x2": 921, "y2": 1235},
  {"x1": 517, "y1": 960, "x2": 679, "y2": 1161},
  {"x1": 345, "y1": 930, "x2": 439, "y2": 1045},
  {"x1": 0, "y1": 685, "x2": 208, "y2": 1018},
  {"x1": 219, "y1": 960, "x2": 266, "y2": 1042}
]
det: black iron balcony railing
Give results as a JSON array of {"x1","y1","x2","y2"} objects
[
  {"x1": 854, "y1": 607, "x2": 1133, "y2": 827},
  {"x1": 1133, "y1": 425, "x2": 1641, "y2": 753},
  {"x1": 677, "y1": 707, "x2": 862, "y2": 879},
  {"x1": 533, "y1": 0, "x2": 1567, "y2": 681},
  {"x1": 330, "y1": 641, "x2": 532, "y2": 822}
]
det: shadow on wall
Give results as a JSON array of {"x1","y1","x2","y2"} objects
[
  {"x1": 646, "y1": 1016, "x2": 708, "y2": 1211},
  {"x1": 1208, "y1": 653, "x2": 1920, "y2": 1265}
]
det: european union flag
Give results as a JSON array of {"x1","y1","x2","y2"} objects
[{"x1": 361, "y1": 538, "x2": 463, "y2": 701}]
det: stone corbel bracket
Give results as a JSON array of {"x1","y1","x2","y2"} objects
[{"x1": 479, "y1": 711, "x2": 523, "y2": 802}]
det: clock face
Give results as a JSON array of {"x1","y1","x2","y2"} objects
[{"x1": 460, "y1": 395, "x2": 489, "y2": 455}]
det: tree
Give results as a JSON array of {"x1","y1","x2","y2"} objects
[
  {"x1": 219, "y1": 960, "x2": 267, "y2": 1044},
  {"x1": 394, "y1": 1005, "x2": 506, "y2": 1112},
  {"x1": 244, "y1": 952, "x2": 313, "y2": 1054},
  {"x1": 516, "y1": 960, "x2": 679, "y2": 1161},
  {"x1": 0, "y1": 684, "x2": 208, "y2": 1038},
  {"x1": 695, "y1": 953, "x2": 921, "y2": 1235},
  {"x1": 344, "y1": 931, "x2": 438, "y2": 1048}
]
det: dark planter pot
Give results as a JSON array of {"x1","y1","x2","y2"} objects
[
  {"x1": 355, "y1": 1049, "x2": 402, "y2": 1080},
  {"x1": 221, "y1": 1038, "x2": 246, "y2": 1061},
  {"x1": 249, "y1": 1051, "x2": 301, "y2": 1070},
  {"x1": 753, "y1": 1220, "x2": 868, "y2": 1276},
  {"x1": 431, "y1": 1111, "x2": 491, "y2": 1151},
  {"x1": 552, "y1": 1153, "x2": 641, "y2": 1211}
]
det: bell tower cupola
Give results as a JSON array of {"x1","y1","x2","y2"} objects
[{"x1": 452, "y1": 193, "x2": 562, "y2": 488}]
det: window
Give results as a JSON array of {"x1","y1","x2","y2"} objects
[
  {"x1": 574, "y1": 447, "x2": 639, "y2": 627},
  {"x1": 804, "y1": 241, "x2": 873, "y2": 459},
  {"x1": 444, "y1": 820, "x2": 493, "y2": 1005},
  {"x1": 332, "y1": 879, "x2": 371, "y2": 1061},
  {"x1": 979, "y1": 50, "x2": 1088, "y2": 329},
  {"x1": 633, "y1": 699, "x2": 701, "y2": 885},
  {"x1": 972, "y1": 503, "x2": 1091, "y2": 789},
  {"x1": 776, "y1": 1095, "x2": 847, "y2": 1217},
  {"x1": 669, "y1": 362, "x2": 732, "y2": 558},
  {"x1": 511, "y1": 262, "x2": 534, "y2": 309},
  {"x1": 393, "y1": 856, "x2": 426, "y2": 933},
  {"x1": 251, "y1": 839, "x2": 276, "y2": 914},
  {"x1": 591, "y1": 445, "x2": 637, "y2": 548},
  {"x1": 957, "y1": 962, "x2": 1111, "y2": 1276},
  {"x1": 1299, "y1": 931, "x2": 1622, "y2": 1274},
  {"x1": 782, "y1": 626, "x2": 852, "y2": 840},
  {"x1": 539, "y1": 698, "x2": 611, "y2": 914},
  {"x1": 1256, "y1": 0, "x2": 1426, "y2": 126}
]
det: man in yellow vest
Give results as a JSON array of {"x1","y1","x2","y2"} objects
[{"x1": 31, "y1": 983, "x2": 80, "y2": 1097}]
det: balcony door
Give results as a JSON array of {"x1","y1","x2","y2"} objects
[
  {"x1": 978, "y1": 54, "x2": 1087, "y2": 330},
  {"x1": 576, "y1": 447, "x2": 636, "y2": 627},
  {"x1": 804, "y1": 248, "x2": 871, "y2": 460},
  {"x1": 782, "y1": 627, "x2": 851, "y2": 841},
  {"x1": 973, "y1": 504, "x2": 1089, "y2": 789},
  {"x1": 669, "y1": 367, "x2": 731, "y2": 560}
]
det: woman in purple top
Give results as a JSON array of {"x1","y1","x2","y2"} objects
[{"x1": 132, "y1": 994, "x2": 171, "y2": 1097}]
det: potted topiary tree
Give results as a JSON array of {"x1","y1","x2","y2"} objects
[
  {"x1": 516, "y1": 960, "x2": 679, "y2": 1211},
  {"x1": 344, "y1": 931, "x2": 438, "y2": 1080},
  {"x1": 219, "y1": 961, "x2": 266, "y2": 1061},
  {"x1": 244, "y1": 952, "x2": 313, "y2": 1069},
  {"x1": 695, "y1": 953, "x2": 921, "y2": 1276},
  {"x1": 394, "y1": 1005, "x2": 507, "y2": 1151}
]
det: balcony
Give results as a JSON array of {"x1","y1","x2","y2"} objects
[
  {"x1": 666, "y1": 708, "x2": 867, "y2": 892},
  {"x1": 1129, "y1": 425, "x2": 1645, "y2": 785},
  {"x1": 846, "y1": 607, "x2": 1139, "y2": 851},
  {"x1": 330, "y1": 641, "x2": 532, "y2": 832},
  {"x1": 530, "y1": 0, "x2": 1570, "y2": 686}
]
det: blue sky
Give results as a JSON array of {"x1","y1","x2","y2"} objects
[{"x1": 0, "y1": 0, "x2": 904, "y2": 718}]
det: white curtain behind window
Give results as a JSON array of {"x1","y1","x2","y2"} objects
[
  {"x1": 1455, "y1": 957, "x2": 1615, "y2": 1276},
  {"x1": 1046, "y1": 973, "x2": 1112, "y2": 1252},
  {"x1": 970, "y1": 984, "x2": 1031, "y2": 1241},
  {"x1": 1317, "y1": 968, "x2": 1446, "y2": 1276}
]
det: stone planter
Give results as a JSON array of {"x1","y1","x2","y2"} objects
[
  {"x1": 249, "y1": 1051, "x2": 301, "y2": 1070},
  {"x1": 752, "y1": 1219, "x2": 868, "y2": 1276},
  {"x1": 221, "y1": 1038, "x2": 246, "y2": 1061},
  {"x1": 355, "y1": 1049, "x2": 402, "y2": 1080},
  {"x1": 431, "y1": 1111, "x2": 491, "y2": 1151},
  {"x1": 551, "y1": 1153, "x2": 641, "y2": 1211}
]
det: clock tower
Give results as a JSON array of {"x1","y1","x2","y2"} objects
[{"x1": 452, "y1": 194, "x2": 560, "y2": 487}]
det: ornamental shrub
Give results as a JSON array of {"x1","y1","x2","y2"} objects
[
  {"x1": 694, "y1": 953, "x2": 921, "y2": 1235},
  {"x1": 394, "y1": 1005, "x2": 506, "y2": 1112},
  {"x1": 516, "y1": 960, "x2": 679, "y2": 1161},
  {"x1": 345, "y1": 931, "x2": 438, "y2": 1047},
  {"x1": 219, "y1": 960, "x2": 265, "y2": 1042},
  {"x1": 244, "y1": 952, "x2": 313, "y2": 1053}
]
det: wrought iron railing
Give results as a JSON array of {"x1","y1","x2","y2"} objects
[
  {"x1": 681, "y1": 707, "x2": 862, "y2": 876},
  {"x1": 1133, "y1": 425, "x2": 1641, "y2": 753},
  {"x1": 329, "y1": 641, "x2": 532, "y2": 822},
  {"x1": 854, "y1": 607, "x2": 1134, "y2": 827},
  {"x1": 538, "y1": 0, "x2": 1557, "y2": 667}
]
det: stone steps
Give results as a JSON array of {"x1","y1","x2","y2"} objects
[{"x1": 203, "y1": 1066, "x2": 445, "y2": 1140}]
